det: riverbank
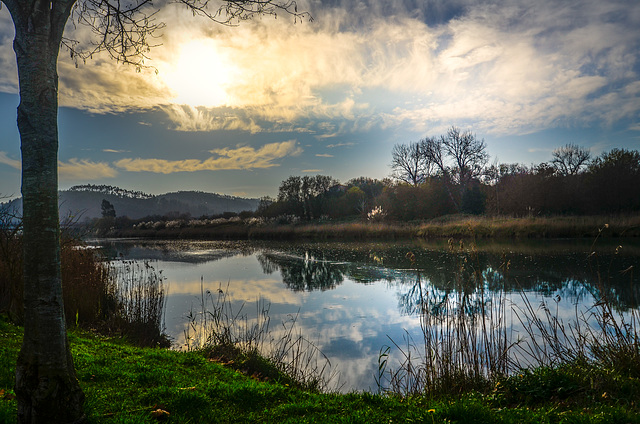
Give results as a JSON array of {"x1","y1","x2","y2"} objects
[
  {"x1": 100, "y1": 214, "x2": 640, "y2": 240},
  {"x1": 1, "y1": 316, "x2": 639, "y2": 423}
]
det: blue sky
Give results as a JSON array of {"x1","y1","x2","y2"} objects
[{"x1": 1, "y1": 0, "x2": 639, "y2": 200}]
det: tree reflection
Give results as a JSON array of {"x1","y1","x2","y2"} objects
[
  {"x1": 255, "y1": 241, "x2": 639, "y2": 310},
  {"x1": 257, "y1": 252, "x2": 346, "y2": 291}
]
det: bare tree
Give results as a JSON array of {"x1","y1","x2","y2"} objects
[
  {"x1": 391, "y1": 142, "x2": 425, "y2": 185},
  {"x1": 550, "y1": 143, "x2": 591, "y2": 176},
  {"x1": 390, "y1": 138, "x2": 439, "y2": 185},
  {"x1": 440, "y1": 126, "x2": 489, "y2": 188},
  {"x1": 422, "y1": 136, "x2": 445, "y2": 174},
  {"x1": 1, "y1": 0, "x2": 309, "y2": 422},
  {"x1": 415, "y1": 127, "x2": 487, "y2": 210}
]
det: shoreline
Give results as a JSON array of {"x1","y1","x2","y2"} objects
[{"x1": 98, "y1": 214, "x2": 640, "y2": 240}]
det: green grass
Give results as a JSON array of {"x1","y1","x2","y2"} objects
[{"x1": 1, "y1": 316, "x2": 639, "y2": 423}]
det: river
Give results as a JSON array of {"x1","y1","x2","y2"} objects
[{"x1": 92, "y1": 238, "x2": 640, "y2": 393}]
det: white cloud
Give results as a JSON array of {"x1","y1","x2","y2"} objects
[
  {"x1": 326, "y1": 142, "x2": 355, "y2": 148},
  {"x1": 114, "y1": 140, "x2": 302, "y2": 173},
  {"x1": 0, "y1": 151, "x2": 21, "y2": 169},
  {"x1": 0, "y1": 10, "x2": 17, "y2": 94},
  {"x1": 1, "y1": 0, "x2": 637, "y2": 137},
  {"x1": 160, "y1": 105, "x2": 264, "y2": 133},
  {"x1": 58, "y1": 159, "x2": 118, "y2": 180},
  {"x1": 0, "y1": 152, "x2": 118, "y2": 181}
]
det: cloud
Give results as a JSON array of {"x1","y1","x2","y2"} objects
[
  {"x1": 58, "y1": 159, "x2": 118, "y2": 180},
  {"x1": 2, "y1": 0, "x2": 638, "y2": 137},
  {"x1": 0, "y1": 153, "x2": 117, "y2": 181},
  {"x1": 114, "y1": 140, "x2": 302, "y2": 173},
  {"x1": 302, "y1": 169, "x2": 322, "y2": 173},
  {"x1": 0, "y1": 152, "x2": 21, "y2": 169},
  {"x1": 326, "y1": 142, "x2": 355, "y2": 148},
  {"x1": 160, "y1": 105, "x2": 264, "y2": 133},
  {"x1": 315, "y1": 153, "x2": 334, "y2": 158},
  {"x1": 0, "y1": 10, "x2": 17, "y2": 94},
  {"x1": 103, "y1": 149, "x2": 129, "y2": 153}
]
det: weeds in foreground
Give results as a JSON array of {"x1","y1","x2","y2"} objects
[
  {"x1": 0, "y1": 208, "x2": 168, "y2": 347},
  {"x1": 377, "y1": 237, "x2": 640, "y2": 403},
  {"x1": 109, "y1": 260, "x2": 169, "y2": 347},
  {"x1": 3, "y1": 315, "x2": 637, "y2": 423},
  {"x1": 183, "y1": 280, "x2": 338, "y2": 392}
]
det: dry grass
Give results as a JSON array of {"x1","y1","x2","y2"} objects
[
  {"x1": 417, "y1": 214, "x2": 640, "y2": 239},
  {"x1": 183, "y1": 280, "x2": 339, "y2": 392},
  {"x1": 109, "y1": 260, "x2": 169, "y2": 347},
  {"x1": 108, "y1": 214, "x2": 640, "y2": 241},
  {"x1": 0, "y1": 225, "x2": 168, "y2": 346},
  {"x1": 377, "y1": 239, "x2": 640, "y2": 398}
]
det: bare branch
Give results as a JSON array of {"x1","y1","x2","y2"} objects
[
  {"x1": 550, "y1": 143, "x2": 591, "y2": 176},
  {"x1": 391, "y1": 142, "x2": 424, "y2": 185},
  {"x1": 63, "y1": 0, "x2": 164, "y2": 70},
  {"x1": 441, "y1": 126, "x2": 488, "y2": 186},
  {"x1": 62, "y1": 0, "x2": 311, "y2": 70},
  {"x1": 174, "y1": 0, "x2": 312, "y2": 25}
]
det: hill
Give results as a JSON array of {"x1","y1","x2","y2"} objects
[{"x1": 1, "y1": 185, "x2": 259, "y2": 221}]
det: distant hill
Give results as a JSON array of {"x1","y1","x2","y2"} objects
[{"x1": 1, "y1": 185, "x2": 260, "y2": 221}]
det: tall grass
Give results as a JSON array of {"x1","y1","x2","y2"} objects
[
  {"x1": 377, "y1": 243, "x2": 514, "y2": 396},
  {"x1": 109, "y1": 260, "x2": 169, "y2": 347},
  {"x1": 0, "y1": 213, "x2": 167, "y2": 346},
  {"x1": 377, "y1": 239, "x2": 640, "y2": 398},
  {"x1": 0, "y1": 207, "x2": 22, "y2": 321},
  {"x1": 61, "y1": 245, "x2": 118, "y2": 328},
  {"x1": 107, "y1": 214, "x2": 640, "y2": 240},
  {"x1": 511, "y1": 285, "x2": 640, "y2": 373},
  {"x1": 183, "y1": 280, "x2": 338, "y2": 391},
  {"x1": 416, "y1": 214, "x2": 640, "y2": 238}
]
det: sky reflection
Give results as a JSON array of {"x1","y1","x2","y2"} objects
[{"x1": 100, "y1": 239, "x2": 640, "y2": 392}]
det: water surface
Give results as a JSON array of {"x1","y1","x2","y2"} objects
[{"x1": 95, "y1": 238, "x2": 640, "y2": 392}]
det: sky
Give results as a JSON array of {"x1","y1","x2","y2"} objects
[{"x1": 1, "y1": 0, "x2": 639, "y2": 200}]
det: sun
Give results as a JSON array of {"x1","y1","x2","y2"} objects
[{"x1": 163, "y1": 39, "x2": 237, "y2": 107}]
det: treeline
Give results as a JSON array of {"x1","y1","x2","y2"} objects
[
  {"x1": 69, "y1": 184, "x2": 153, "y2": 199},
  {"x1": 258, "y1": 127, "x2": 640, "y2": 221}
]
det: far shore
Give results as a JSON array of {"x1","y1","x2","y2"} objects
[{"x1": 96, "y1": 214, "x2": 640, "y2": 240}]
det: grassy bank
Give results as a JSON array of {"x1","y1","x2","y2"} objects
[
  {"x1": 1, "y1": 316, "x2": 639, "y2": 423},
  {"x1": 416, "y1": 214, "x2": 640, "y2": 238},
  {"x1": 103, "y1": 214, "x2": 640, "y2": 241}
]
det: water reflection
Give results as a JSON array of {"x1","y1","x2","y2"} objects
[
  {"x1": 93, "y1": 238, "x2": 640, "y2": 392},
  {"x1": 257, "y1": 252, "x2": 346, "y2": 292},
  {"x1": 251, "y1": 240, "x2": 639, "y2": 310}
]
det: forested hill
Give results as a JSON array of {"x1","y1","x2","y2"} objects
[{"x1": 2, "y1": 185, "x2": 259, "y2": 220}]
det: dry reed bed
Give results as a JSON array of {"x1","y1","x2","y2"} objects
[{"x1": 106, "y1": 214, "x2": 640, "y2": 241}]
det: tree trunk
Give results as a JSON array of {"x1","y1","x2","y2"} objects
[{"x1": 10, "y1": 0, "x2": 86, "y2": 422}]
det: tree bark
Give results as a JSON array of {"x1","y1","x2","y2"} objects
[{"x1": 7, "y1": 0, "x2": 86, "y2": 421}]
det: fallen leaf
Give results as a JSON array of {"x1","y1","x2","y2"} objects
[
  {"x1": 0, "y1": 389, "x2": 16, "y2": 401},
  {"x1": 150, "y1": 408, "x2": 170, "y2": 420}
]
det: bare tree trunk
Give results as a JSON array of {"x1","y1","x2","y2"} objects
[{"x1": 10, "y1": 0, "x2": 86, "y2": 421}]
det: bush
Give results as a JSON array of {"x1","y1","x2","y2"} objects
[{"x1": 0, "y1": 209, "x2": 166, "y2": 346}]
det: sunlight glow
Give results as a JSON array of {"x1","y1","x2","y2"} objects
[{"x1": 163, "y1": 39, "x2": 238, "y2": 107}]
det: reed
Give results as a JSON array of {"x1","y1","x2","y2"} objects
[
  {"x1": 378, "y1": 238, "x2": 640, "y2": 399},
  {"x1": 377, "y1": 243, "x2": 514, "y2": 396},
  {"x1": 61, "y1": 245, "x2": 118, "y2": 328},
  {"x1": 183, "y1": 280, "x2": 338, "y2": 391},
  {"x1": 417, "y1": 214, "x2": 640, "y2": 238},
  {"x1": 0, "y1": 216, "x2": 168, "y2": 347},
  {"x1": 109, "y1": 260, "x2": 169, "y2": 347}
]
